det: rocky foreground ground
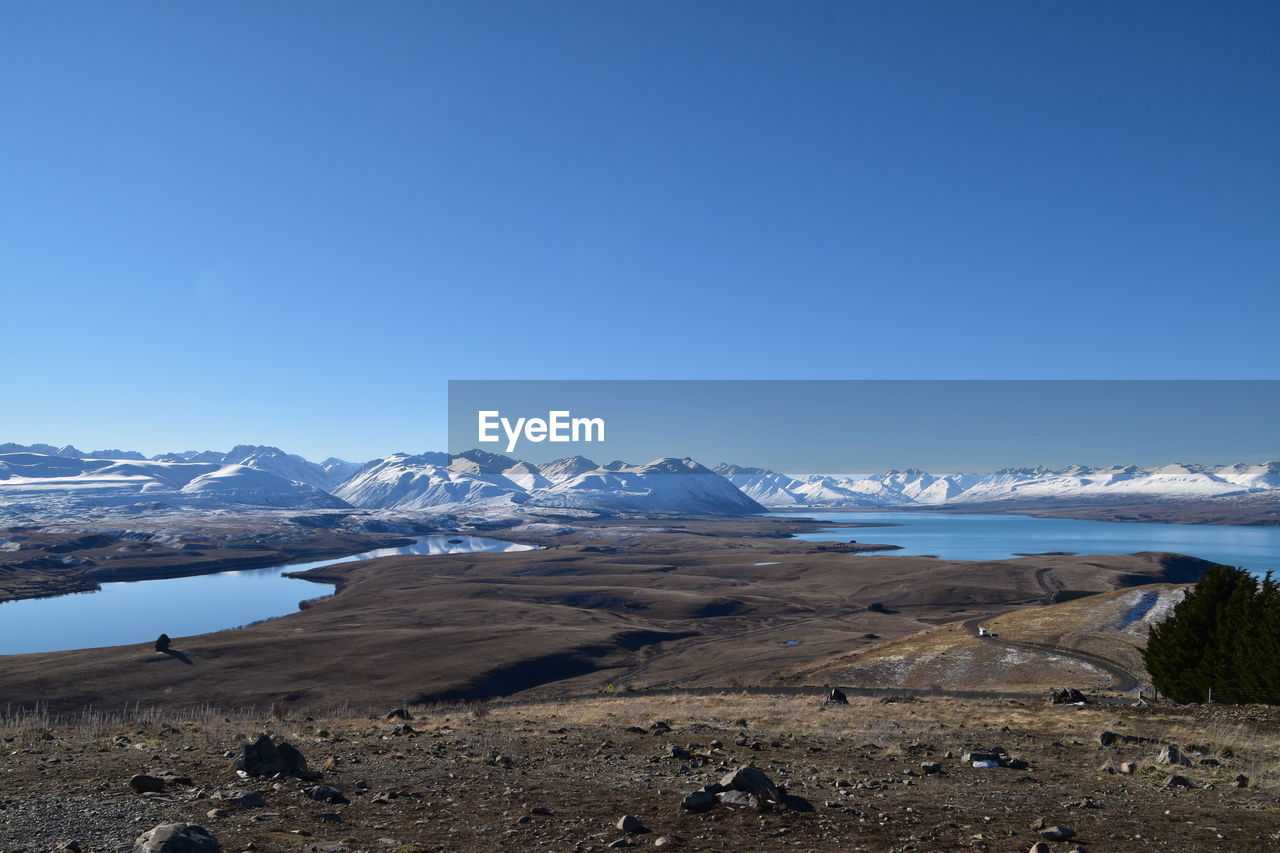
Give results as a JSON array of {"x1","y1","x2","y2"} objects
[{"x1": 2, "y1": 692, "x2": 1278, "y2": 852}]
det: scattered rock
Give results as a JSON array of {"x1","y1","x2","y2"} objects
[
  {"x1": 616, "y1": 814, "x2": 648, "y2": 834},
  {"x1": 132, "y1": 823, "x2": 219, "y2": 853},
  {"x1": 386, "y1": 708, "x2": 413, "y2": 720},
  {"x1": 211, "y1": 789, "x2": 266, "y2": 808},
  {"x1": 205, "y1": 809, "x2": 227, "y2": 819},
  {"x1": 1162, "y1": 774, "x2": 1195, "y2": 789},
  {"x1": 235, "y1": 733, "x2": 308, "y2": 778},
  {"x1": 919, "y1": 762, "x2": 942, "y2": 775},
  {"x1": 129, "y1": 774, "x2": 166, "y2": 794},
  {"x1": 1120, "y1": 761, "x2": 1138, "y2": 775},
  {"x1": 1156, "y1": 745, "x2": 1192, "y2": 767},
  {"x1": 1049, "y1": 688, "x2": 1088, "y2": 705},
  {"x1": 1099, "y1": 730, "x2": 1158, "y2": 747},
  {"x1": 1236, "y1": 774, "x2": 1250, "y2": 788},
  {"x1": 825, "y1": 687, "x2": 848, "y2": 705},
  {"x1": 1029, "y1": 844, "x2": 1051, "y2": 853},
  {"x1": 719, "y1": 764, "x2": 783, "y2": 805},
  {"x1": 307, "y1": 785, "x2": 350, "y2": 805},
  {"x1": 680, "y1": 790, "x2": 717, "y2": 813},
  {"x1": 1039, "y1": 825, "x2": 1076, "y2": 842}
]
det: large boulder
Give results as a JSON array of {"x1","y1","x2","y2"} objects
[
  {"x1": 234, "y1": 733, "x2": 308, "y2": 777},
  {"x1": 1049, "y1": 688, "x2": 1088, "y2": 705},
  {"x1": 133, "y1": 823, "x2": 219, "y2": 853},
  {"x1": 718, "y1": 764, "x2": 783, "y2": 805}
]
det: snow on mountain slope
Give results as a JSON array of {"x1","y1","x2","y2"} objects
[
  {"x1": 1216, "y1": 462, "x2": 1280, "y2": 491},
  {"x1": 502, "y1": 461, "x2": 552, "y2": 491},
  {"x1": 331, "y1": 452, "x2": 528, "y2": 512},
  {"x1": 532, "y1": 458, "x2": 767, "y2": 515},
  {"x1": 720, "y1": 461, "x2": 1280, "y2": 508},
  {"x1": 179, "y1": 464, "x2": 347, "y2": 508},
  {"x1": 153, "y1": 445, "x2": 346, "y2": 490},
  {"x1": 538, "y1": 455, "x2": 599, "y2": 484},
  {"x1": 333, "y1": 454, "x2": 765, "y2": 515},
  {"x1": 6, "y1": 438, "x2": 1277, "y2": 519},
  {"x1": 0, "y1": 452, "x2": 347, "y2": 510},
  {"x1": 715, "y1": 465, "x2": 810, "y2": 506},
  {"x1": 320, "y1": 457, "x2": 365, "y2": 486}
]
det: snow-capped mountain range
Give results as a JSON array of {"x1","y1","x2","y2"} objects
[
  {"x1": 716, "y1": 462, "x2": 1280, "y2": 507},
  {"x1": 331, "y1": 450, "x2": 764, "y2": 515},
  {"x1": 1, "y1": 442, "x2": 1277, "y2": 519},
  {"x1": 0, "y1": 444, "x2": 765, "y2": 517}
]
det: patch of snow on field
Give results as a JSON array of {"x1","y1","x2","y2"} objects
[
  {"x1": 997, "y1": 648, "x2": 1036, "y2": 666},
  {"x1": 1116, "y1": 588, "x2": 1186, "y2": 635}
]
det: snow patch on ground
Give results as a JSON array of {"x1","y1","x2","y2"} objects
[{"x1": 1115, "y1": 587, "x2": 1185, "y2": 635}]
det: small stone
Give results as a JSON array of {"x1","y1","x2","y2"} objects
[
  {"x1": 616, "y1": 814, "x2": 647, "y2": 834},
  {"x1": 654, "y1": 837, "x2": 680, "y2": 848},
  {"x1": 205, "y1": 809, "x2": 227, "y2": 819},
  {"x1": 1236, "y1": 774, "x2": 1250, "y2": 788},
  {"x1": 1120, "y1": 761, "x2": 1138, "y2": 775},
  {"x1": 132, "y1": 823, "x2": 219, "y2": 853},
  {"x1": 307, "y1": 785, "x2": 349, "y2": 805},
  {"x1": 680, "y1": 790, "x2": 716, "y2": 813},
  {"x1": 1157, "y1": 745, "x2": 1192, "y2": 767},
  {"x1": 919, "y1": 762, "x2": 941, "y2": 774},
  {"x1": 386, "y1": 708, "x2": 413, "y2": 720},
  {"x1": 129, "y1": 774, "x2": 167, "y2": 794},
  {"x1": 1039, "y1": 826, "x2": 1076, "y2": 842},
  {"x1": 213, "y1": 789, "x2": 266, "y2": 808},
  {"x1": 1029, "y1": 844, "x2": 1051, "y2": 853},
  {"x1": 1162, "y1": 774, "x2": 1195, "y2": 789}
]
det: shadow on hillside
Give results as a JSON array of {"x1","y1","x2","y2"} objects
[{"x1": 156, "y1": 648, "x2": 193, "y2": 665}]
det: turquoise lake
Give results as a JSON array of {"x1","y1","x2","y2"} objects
[
  {"x1": 775, "y1": 511, "x2": 1279, "y2": 576},
  {"x1": 0, "y1": 535, "x2": 534, "y2": 655}
]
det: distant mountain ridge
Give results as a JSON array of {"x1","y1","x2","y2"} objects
[
  {"x1": 2, "y1": 441, "x2": 1277, "y2": 519},
  {"x1": 1, "y1": 443, "x2": 360, "y2": 491},
  {"x1": 715, "y1": 461, "x2": 1280, "y2": 507},
  {"x1": 333, "y1": 450, "x2": 765, "y2": 515}
]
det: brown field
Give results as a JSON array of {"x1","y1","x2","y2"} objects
[{"x1": 0, "y1": 516, "x2": 1209, "y2": 713}]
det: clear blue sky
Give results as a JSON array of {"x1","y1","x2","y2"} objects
[{"x1": 3, "y1": 2, "x2": 1277, "y2": 462}]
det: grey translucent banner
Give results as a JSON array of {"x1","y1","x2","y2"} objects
[{"x1": 448, "y1": 380, "x2": 1279, "y2": 473}]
